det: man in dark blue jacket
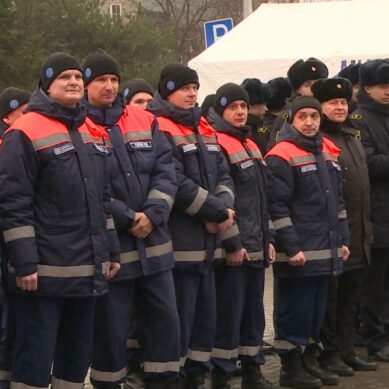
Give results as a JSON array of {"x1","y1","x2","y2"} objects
[
  {"x1": 266, "y1": 96, "x2": 350, "y2": 389},
  {"x1": 208, "y1": 83, "x2": 277, "y2": 389},
  {"x1": 0, "y1": 52, "x2": 120, "y2": 389},
  {"x1": 82, "y1": 50, "x2": 181, "y2": 389},
  {"x1": 148, "y1": 63, "x2": 235, "y2": 389}
]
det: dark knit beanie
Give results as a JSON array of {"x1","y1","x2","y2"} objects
[
  {"x1": 266, "y1": 77, "x2": 292, "y2": 111},
  {"x1": 338, "y1": 64, "x2": 361, "y2": 86},
  {"x1": 122, "y1": 78, "x2": 154, "y2": 104},
  {"x1": 214, "y1": 83, "x2": 249, "y2": 116},
  {"x1": 158, "y1": 63, "x2": 199, "y2": 99},
  {"x1": 83, "y1": 49, "x2": 121, "y2": 86},
  {"x1": 240, "y1": 78, "x2": 271, "y2": 105},
  {"x1": 0, "y1": 87, "x2": 31, "y2": 119},
  {"x1": 201, "y1": 94, "x2": 216, "y2": 117},
  {"x1": 289, "y1": 96, "x2": 322, "y2": 123},
  {"x1": 311, "y1": 77, "x2": 352, "y2": 103},
  {"x1": 39, "y1": 52, "x2": 82, "y2": 92},
  {"x1": 359, "y1": 59, "x2": 389, "y2": 86},
  {"x1": 287, "y1": 58, "x2": 329, "y2": 90}
]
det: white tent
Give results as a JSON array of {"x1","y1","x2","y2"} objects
[{"x1": 189, "y1": 0, "x2": 389, "y2": 101}]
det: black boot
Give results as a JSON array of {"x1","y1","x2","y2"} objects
[
  {"x1": 320, "y1": 351, "x2": 354, "y2": 376},
  {"x1": 303, "y1": 345, "x2": 338, "y2": 385},
  {"x1": 241, "y1": 360, "x2": 280, "y2": 389},
  {"x1": 279, "y1": 351, "x2": 322, "y2": 389},
  {"x1": 184, "y1": 371, "x2": 205, "y2": 389},
  {"x1": 211, "y1": 367, "x2": 230, "y2": 389}
]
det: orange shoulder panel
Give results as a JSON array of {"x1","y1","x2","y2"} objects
[
  {"x1": 265, "y1": 141, "x2": 307, "y2": 162},
  {"x1": 323, "y1": 136, "x2": 340, "y2": 157}
]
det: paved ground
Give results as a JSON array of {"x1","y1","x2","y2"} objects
[{"x1": 85, "y1": 268, "x2": 389, "y2": 388}]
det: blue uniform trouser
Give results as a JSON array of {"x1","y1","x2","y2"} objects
[
  {"x1": 274, "y1": 276, "x2": 329, "y2": 354},
  {"x1": 11, "y1": 294, "x2": 95, "y2": 388},
  {"x1": 212, "y1": 264, "x2": 266, "y2": 373},
  {"x1": 91, "y1": 270, "x2": 180, "y2": 388},
  {"x1": 173, "y1": 268, "x2": 216, "y2": 375}
]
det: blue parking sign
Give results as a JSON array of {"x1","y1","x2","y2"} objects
[{"x1": 204, "y1": 18, "x2": 233, "y2": 48}]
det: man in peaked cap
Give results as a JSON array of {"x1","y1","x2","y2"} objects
[
  {"x1": 241, "y1": 78, "x2": 271, "y2": 153},
  {"x1": 81, "y1": 50, "x2": 181, "y2": 389},
  {"x1": 148, "y1": 63, "x2": 235, "y2": 389},
  {"x1": 287, "y1": 58, "x2": 329, "y2": 97},
  {"x1": 312, "y1": 77, "x2": 376, "y2": 374},
  {"x1": 0, "y1": 51, "x2": 121, "y2": 388},
  {"x1": 350, "y1": 59, "x2": 389, "y2": 363},
  {"x1": 122, "y1": 77, "x2": 154, "y2": 109}
]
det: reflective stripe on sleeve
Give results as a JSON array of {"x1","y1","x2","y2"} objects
[
  {"x1": 10, "y1": 382, "x2": 46, "y2": 389},
  {"x1": 3, "y1": 226, "x2": 35, "y2": 243},
  {"x1": 126, "y1": 339, "x2": 140, "y2": 349},
  {"x1": 268, "y1": 220, "x2": 274, "y2": 230},
  {"x1": 143, "y1": 360, "x2": 180, "y2": 373},
  {"x1": 0, "y1": 370, "x2": 11, "y2": 381},
  {"x1": 147, "y1": 189, "x2": 174, "y2": 209},
  {"x1": 215, "y1": 185, "x2": 235, "y2": 202},
  {"x1": 8, "y1": 262, "x2": 109, "y2": 278},
  {"x1": 121, "y1": 241, "x2": 173, "y2": 264},
  {"x1": 106, "y1": 218, "x2": 115, "y2": 230},
  {"x1": 185, "y1": 187, "x2": 208, "y2": 215},
  {"x1": 276, "y1": 248, "x2": 343, "y2": 262},
  {"x1": 247, "y1": 251, "x2": 264, "y2": 261},
  {"x1": 272, "y1": 217, "x2": 292, "y2": 230},
  {"x1": 289, "y1": 154, "x2": 316, "y2": 166},
  {"x1": 89, "y1": 367, "x2": 127, "y2": 383},
  {"x1": 220, "y1": 224, "x2": 239, "y2": 241},
  {"x1": 338, "y1": 210, "x2": 347, "y2": 219},
  {"x1": 32, "y1": 133, "x2": 71, "y2": 151}
]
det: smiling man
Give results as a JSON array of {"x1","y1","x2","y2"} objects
[
  {"x1": 266, "y1": 96, "x2": 350, "y2": 389},
  {"x1": 148, "y1": 64, "x2": 235, "y2": 389},
  {"x1": 350, "y1": 59, "x2": 389, "y2": 363},
  {"x1": 0, "y1": 52, "x2": 120, "y2": 389}
]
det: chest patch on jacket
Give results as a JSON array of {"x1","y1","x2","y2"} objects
[
  {"x1": 240, "y1": 160, "x2": 254, "y2": 169},
  {"x1": 129, "y1": 141, "x2": 152, "y2": 150},
  {"x1": 301, "y1": 164, "x2": 317, "y2": 173},
  {"x1": 182, "y1": 143, "x2": 198, "y2": 153},
  {"x1": 205, "y1": 144, "x2": 220, "y2": 152},
  {"x1": 93, "y1": 143, "x2": 109, "y2": 154},
  {"x1": 53, "y1": 143, "x2": 75, "y2": 155}
]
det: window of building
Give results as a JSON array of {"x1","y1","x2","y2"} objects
[{"x1": 110, "y1": 3, "x2": 121, "y2": 19}]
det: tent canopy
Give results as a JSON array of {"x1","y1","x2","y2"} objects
[{"x1": 189, "y1": 0, "x2": 388, "y2": 101}]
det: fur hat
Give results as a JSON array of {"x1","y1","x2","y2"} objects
[
  {"x1": 311, "y1": 77, "x2": 352, "y2": 102},
  {"x1": 338, "y1": 64, "x2": 361, "y2": 86},
  {"x1": 359, "y1": 59, "x2": 389, "y2": 86},
  {"x1": 240, "y1": 78, "x2": 271, "y2": 105},
  {"x1": 287, "y1": 58, "x2": 329, "y2": 90},
  {"x1": 266, "y1": 77, "x2": 292, "y2": 111}
]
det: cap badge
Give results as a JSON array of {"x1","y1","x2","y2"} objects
[
  {"x1": 85, "y1": 67, "x2": 92, "y2": 78},
  {"x1": 123, "y1": 87, "x2": 129, "y2": 97},
  {"x1": 220, "y1": 96, "x2": 228, "y2": 106},
  {"x1": 45, "y1": 67, "x2": 54, "y2": 78},
  {"x1": 9, "y1": 99, "x2": 19, "y2": 109},
  {"x1": 311, "y1": 66, "x2": 316, "y2": 72},
  {"x1": 167, "y1": 81, "x2": 175, "y2": 90},
  {"x1": 336, "y1": 83, "x2": 342, "y2": 89}
]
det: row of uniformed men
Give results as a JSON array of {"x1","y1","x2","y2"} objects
[{"x1": 0, "y1": 53, "x2": 388, "y2": 389}]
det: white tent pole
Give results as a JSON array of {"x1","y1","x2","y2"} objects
[{"x1": 243, "y1": 0, "x2": 253, "y2": 18}]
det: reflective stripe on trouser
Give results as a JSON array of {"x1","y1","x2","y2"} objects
[
  {"x1": 91, "y1": 270, "x2": 180, "y2": 387},
  {"x1": 11, "y1": 295, "x2": 95, "y2": 387},
  {"x1": 274, "y1": 276, "x2": 329, "y2": 354},
  {"x1": 173, "y1": 269, "x2": 216, "y2": 373},
  {"x1": 212, "y1": 265, "x2": 265, "y2": 373}
]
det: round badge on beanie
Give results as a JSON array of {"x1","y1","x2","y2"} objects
[
  {"x1": 83, "y1": 49, "x2": 121, "y2": 86},
  {"x1": 311, "y1": 77, "x2": 352, "y2": 103},
  {"x1": 0, "y1": 87, "x2": 31, "y2": 119},
  {"x1": 214, "y1": 83, "x2": 249, "y2": 116},
  {"x1": 287, "y1": 58, "x2": 329, "y2": 91},
  {"x1": 359, "y1": 59, "x2": 389, "y2": 86},
  {"x1": 121, "y1": 78, "x2": 154, "y2": 104},
  {"x1": 39, "y1": 52, "x2": 82, "y2": 92},
  {"x1": 158, "y1": 63, "x2": 199, "y2": 99},
  {"x1": 240, "y1": 78, "x2": 271, "y2": 105},
  {"x1": 289, "y1": 95, "x2": 322, "y2": 123}
]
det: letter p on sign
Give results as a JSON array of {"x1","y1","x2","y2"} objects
[{"x1": 204, "y1": 18, "x2": 233, "y2": 48}]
